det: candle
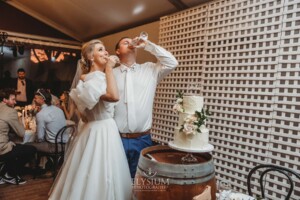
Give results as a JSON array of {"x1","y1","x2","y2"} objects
[
  {"x1": 25, "y1": 106, "x2": 28, "y2": 119},
  {"x1": 22, "y1": 109, "x2": 25, "y2": 127}
]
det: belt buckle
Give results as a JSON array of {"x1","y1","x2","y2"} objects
[{"x1": 121, "y1": 133, "x2": 129, "y2": 138}]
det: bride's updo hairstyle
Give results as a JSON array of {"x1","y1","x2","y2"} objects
[{"x1": 80, "y1": 39, "x2": 103, "y2": 74}]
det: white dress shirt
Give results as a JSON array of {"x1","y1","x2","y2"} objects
[
  {"x1": 113, "y1": 41, "x2": 178, "y2": 133},
  {"x1": 36, "y1": 104, "x2": 66, "y2": 142},
  {"x1": 16, "y1": 79, "x2": 27, "y2": 102}
]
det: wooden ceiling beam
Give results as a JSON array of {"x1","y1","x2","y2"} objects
[{"x1": 168, "y1": 0, "x2": 188, "y2": 10}]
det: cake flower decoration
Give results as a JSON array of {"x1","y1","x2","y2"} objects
[
  {"x1": 180, "y1": 108, "x2": 211, "y2": 135},
  {"x1": 173, "y1": 90, "x2": 184, "y2": 113},
  {"x1": 173, "y1": 90, "x2": 212, "y2": 135}
]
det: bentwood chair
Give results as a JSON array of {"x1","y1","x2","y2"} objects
[
  {"x1": 247, "y1": 164, "x2": 300, "y2": 200},
  {"x1": 35, "y1": 124, "x2": 76, "y2": 180}
]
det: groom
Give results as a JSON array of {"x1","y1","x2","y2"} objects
[{"x1": 113, "y1": 36, "x2": 178, "y2": 178}]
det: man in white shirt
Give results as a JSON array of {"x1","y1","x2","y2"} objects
[
  {"x1": 28, "y1": 89, "x2": 66, "y2": 151},
  {"x1": 113, "y1": 37, "x2": 178, "y2": 178}
]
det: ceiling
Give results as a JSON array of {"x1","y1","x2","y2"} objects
[{"x1": 5, "y1": 0, "x2": 211, "y2": 42}]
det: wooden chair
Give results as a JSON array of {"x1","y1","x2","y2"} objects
[
  {"x1": 247, "y1": 164, "x2": 300, "y2": 200},
  {"x1": 35, "y1": 124, "x2": 76, "y2": 180}
]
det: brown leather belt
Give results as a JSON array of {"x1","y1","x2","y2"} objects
[{"x1": 120, "y1": 130, "x2": 150, "y2": 139}]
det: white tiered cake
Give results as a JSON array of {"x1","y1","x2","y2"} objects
[{"x1": 170, "y1": 95, "x2": 213, "y2": 152}]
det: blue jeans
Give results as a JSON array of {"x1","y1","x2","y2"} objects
[{"x1": 121, "y1": 134, "x2": 152, "y2": 179}]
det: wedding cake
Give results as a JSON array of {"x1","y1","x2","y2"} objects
[{"x1": 172, "y1": 94, "x2": 211, "y2": 150}]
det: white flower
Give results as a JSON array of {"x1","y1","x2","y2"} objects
[
  {"x1": 173, "y1": 104, "x2": 184, "y2": 113},
  {"x1": 183, "y1": 123, "x2": 197, "y2": 135},
  {"x1": 184, "y1": 114, "x2": 197, "y2": 123},
  {"x1": 176, "y1": 98, "x2": 183, "y2": 103}
]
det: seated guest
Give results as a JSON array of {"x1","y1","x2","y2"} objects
[
  {"x1": 0, "y1": 89, "x2": 36, "y2": 185},
  {"x1": 31, "y1": 89, "x2": 67, "y2": 144},
  {"x1": 51, "y1": 93, "x2": 61, "y2": 108},
  {"x1": 31, "y1": 88, "x2": 60, "y2": 109},
  {"x1": 59, "y1": 91, "x2": 69, "y2": 109},
  {"x1": 60, "y1": 91, "x2": 80, "y2": 122}
]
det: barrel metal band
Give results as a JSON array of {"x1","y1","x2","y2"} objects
[{"x1": 137, "y1": 167, "x2": 215, "y2": 185}]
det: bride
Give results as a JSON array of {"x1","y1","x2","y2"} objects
[{"x1": 49, "y1": 39, "x2": 132, "y2": 200}]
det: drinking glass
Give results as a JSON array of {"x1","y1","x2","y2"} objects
[
  {"x1": 139, "y1": 31, "x2": 148, "y2": 41},
  {"x1": 109, "y1": 55, "x2": 120, "y2": 64},
  {"x1": 109, "y1": 55, "x2": 120, "y2": 68},
  {"x1": 130, "y1": 31, "x2": 148, "y2": 48}
]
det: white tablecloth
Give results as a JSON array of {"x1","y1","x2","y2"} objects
[{"x1": 23, "y1": 130, "x2": 36, "y2": 143}]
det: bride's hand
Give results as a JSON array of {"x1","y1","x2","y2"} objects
[
  {"x1": 105, "y1": 55, "x2": 119, "y2": 69},
  {"x1": 109, "y1": 55, "x2": 120, "y2": 66}
]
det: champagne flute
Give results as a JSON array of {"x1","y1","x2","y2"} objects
[
  {"x1": 109, "y1": 55, "x2": 120, "y2": 68},
  {"x1": 130, "y1": 31, "x2": 148, "y2": 48},
  {"x1": 139, "y1": 31, "x2": 148, "y2": 41}
]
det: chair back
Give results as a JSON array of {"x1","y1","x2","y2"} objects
[
  {"x1": 54, "y1": 124, "x2": 76, "y2": 156},
  {"x1": 247, "y1": 164, "x2": 300, "y2": 200}
]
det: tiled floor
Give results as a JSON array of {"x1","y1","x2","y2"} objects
[{"x1": 0, "y1": 175, "x2": 53, "y2": 200}]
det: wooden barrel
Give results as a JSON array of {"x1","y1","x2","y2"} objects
[{"x1": 133, "y1": 145, "x2": 216, "y2": 200}]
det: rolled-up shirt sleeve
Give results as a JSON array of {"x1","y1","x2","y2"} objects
[{"x1": 144, "y1": 41, "x2": 178, "y2": 83}]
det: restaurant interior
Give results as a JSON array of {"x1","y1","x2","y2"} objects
[{"x1": 0, "y1": 0, "x2": 299, "y2": 199}]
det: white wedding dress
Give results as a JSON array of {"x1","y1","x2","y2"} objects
[{"x1": 49, "y1": 71, "x2": 132, "y2": 200}]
